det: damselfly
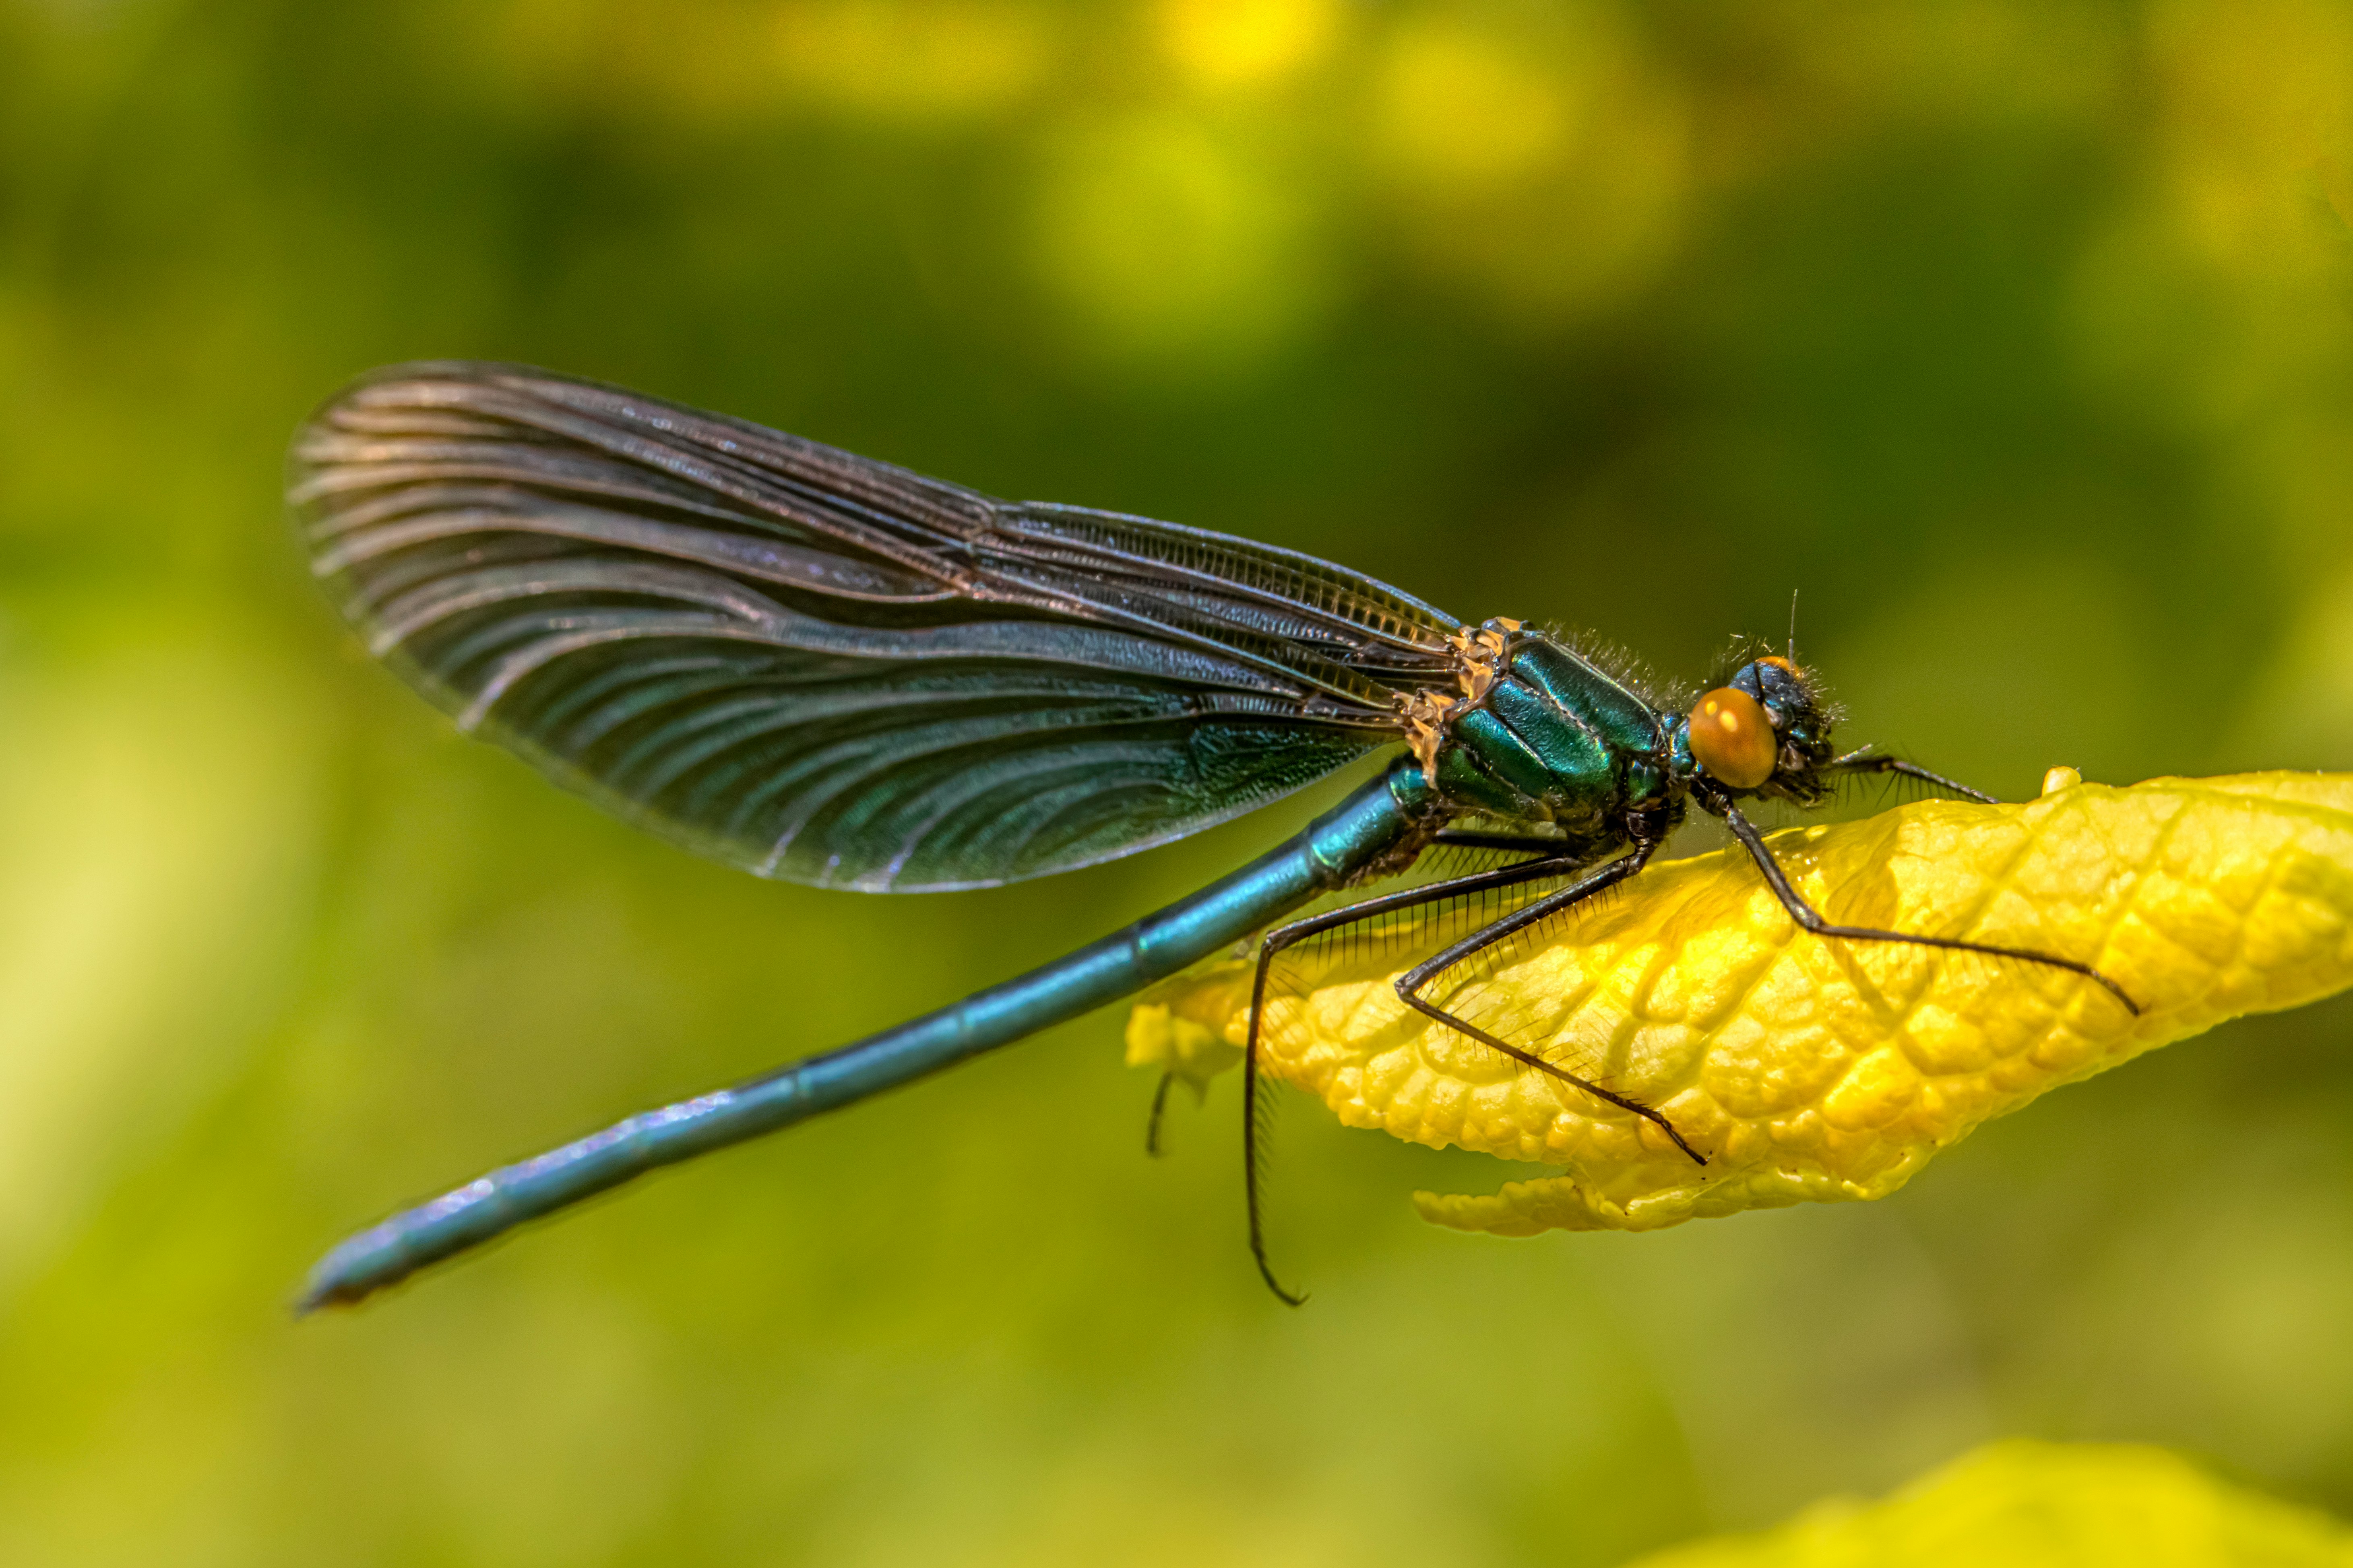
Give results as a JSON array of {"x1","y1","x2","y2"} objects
[{"x1": 291, "y1": 363, "x2": 2134, "y2": 1310}]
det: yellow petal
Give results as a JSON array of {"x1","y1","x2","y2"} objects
[
  {"x1": 1128, "y1": 773, "x2": 2353, "y2": 1235},
  {"x1": 1124, "y1": 972, "x2": 1252, "y2": 1099},
  {"x1": 1625, "y1": 1438, "x2": 2353, "y2": 1567}
]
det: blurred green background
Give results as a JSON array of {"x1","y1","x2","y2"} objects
[{"x1": 9, "y1": 1, "x2": 2353, "y2": 1563}]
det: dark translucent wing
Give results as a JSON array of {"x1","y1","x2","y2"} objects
[{"x1": 290, "y1": 362, "x2": 1458, "y2": 890}]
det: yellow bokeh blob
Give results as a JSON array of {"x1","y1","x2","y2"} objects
[
  {"x1": 1158, "y1": 0, "x2": 1339, "y2": 89},
  {"x1": 1364, "y1": 8, "x2": 1688, "y2": 322},
  {"x1": 1376, "y1": 20, "x2": 1579, "y2": 190},
  {"x1": 1129, "y1": 773, "x2": 2353, "y2": 1236},
  {"x1": 1624, "y1": 1439, "x2": 2353, "y2": 1568}
]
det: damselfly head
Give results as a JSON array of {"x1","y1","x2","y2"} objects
[{"x1": 1684, "y1": 654, "x2": 1836, "y2": 800}]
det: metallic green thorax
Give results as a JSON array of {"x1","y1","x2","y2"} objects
[{"x1": 1430, "y1": 629, "x2": 1683, "y2": 847}]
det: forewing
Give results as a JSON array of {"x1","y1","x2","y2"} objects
[{"x1": 290, "y1": 362, "x2": 1450, "y2": 889}]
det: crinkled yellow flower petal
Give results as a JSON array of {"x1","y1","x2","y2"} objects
[
  {"x1": 1125, "y1": 773, "x2": 2353, "y2": 1235},
  {"x1": 1622, "y1": 1439, "x2": 2353, "y2": 1567}
]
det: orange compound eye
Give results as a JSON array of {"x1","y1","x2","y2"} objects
[{"x1": 1688, "y1": 687, "x2": 1777, "y2": 789}]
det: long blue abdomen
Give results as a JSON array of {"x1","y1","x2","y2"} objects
[{"x1": 300, "y1": 757, "x2": 1436, "y2": 1309}]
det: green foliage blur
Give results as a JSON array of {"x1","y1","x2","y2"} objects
[{"x1": 8, "y1": 2, "x2": 2353, "y2": 1563}]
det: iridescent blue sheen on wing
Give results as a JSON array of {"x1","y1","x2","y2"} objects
[{"x1": 289, "y1": 363, "x2": 1455, "y2": 889}]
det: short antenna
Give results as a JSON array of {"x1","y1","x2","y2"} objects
[{"x1": 1787, "y1": 590, "x2": 1800, "y2": 664}]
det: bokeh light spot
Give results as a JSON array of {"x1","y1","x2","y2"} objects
[
  {"x1": 1029, "y1": 113, "x2": 1325, "y2": 375},
  {"x1": 1366, "y1": 8, "x2": 1687, "y2": 322},
  {"x1": 1376, "y1": 19, "x2": 1574, "y2": 191},
  {"x1": 1157, "y1": 0, "x2": 1340, "y2": 90}
]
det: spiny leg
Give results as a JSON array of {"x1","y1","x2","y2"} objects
[
  {"x1": 1154, "y1": 836, "x2": 1570, "y2": 1157},
  {"x1": 1709, "y1": 792, "x2": 2140, "y2": 1013},
  {"x1": 1390, "y1": 842, "x2": 1711, "y2": 1167},
  {"x1": 1243, "y1": 841, "x2": 1596, "y2": 1305},
  {"x1": 1828, "y1": 748, "x2": 1996, "y2": 805},
  {"x1": 1144, "y1": 1071, "x2": 1177, "y2": 1157}
]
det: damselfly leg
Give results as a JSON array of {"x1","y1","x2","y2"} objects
[
  {"x1": 1147, "y1": 843, "x2": 1556, "y2": 1154},
  {"x1": 1144, "y1": 1071, "x2": 1179, "y2": 1157},
  {"x1": 1390, "y1": 841, "x2": 1703, "y2": 1164},
  {"x1": 1827, "y1": 748, "x2": 1996, "y2": 803},
  {"x1": 1708, "y1": 792, "x2": 2139, "y2": 1013},
  {"x1": 1240, "y1": 834, "x2": 1598, "y2": 1302},
  {"x1": 1239, "y1": 833, "x2": 1713, "y2": 1302}
]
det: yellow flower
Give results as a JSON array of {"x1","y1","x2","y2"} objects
[
  {"x1": 1624, "y1": 1439, "x2": 2353, "y2": 1567},
  {"x1": 1126, "y1": 773, "x2": 2353, "y2": 1235}
]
